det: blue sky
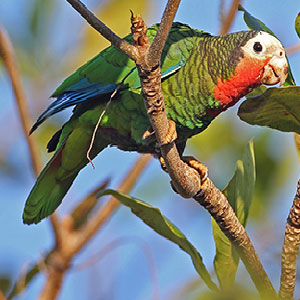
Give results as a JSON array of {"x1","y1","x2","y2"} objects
[{"x1": 1, "y1": 0, "x2": 300, "y2": 299}]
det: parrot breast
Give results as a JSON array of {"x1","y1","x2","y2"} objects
[{"x1": 212, "y1": 56, "x2": 272, "y2": 111}]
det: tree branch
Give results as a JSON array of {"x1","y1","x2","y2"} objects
[
  {"x1": 74, "y1": 154, "x2": 152, "y2": 253},
  {"x1": 132, "y1": 1, "x2": 201, "y2": 198},
  {"x1": 38, "y1": 154, "x2": 151, "y2": 300},
  {"x1": 0, "y1": 27, "x2": 42, "y2": 175},
  {"x1": 65, "y1": 0, "x2": 139, "y2": 61},
  {"x1": 146, "y1": 0, "x2": 181, "y2": 66},
  {"x1": 64, "y1": 0, "x2": 277, "y2": 298},
  {"x1": 219, "y1": 0, "x2": 241, "y2": 35},
  {"x1": 0, "y1": 26, "x2": 61, "y2": 250},
  {"x1": 0, "y1": 291, "x2": 7, "y2": 300},
  {"x1": 195, "y1": 179, "x2": 276, "y2": 298},
  {"x1": 279, "y1": 180, "x2": 300, "y2": 300},
  {"x1": 286, "y1": 41, "x2": 300, "y2": 56}
]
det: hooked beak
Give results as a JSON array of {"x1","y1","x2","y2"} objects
[{"x1": 261, "y1": 55, "x2": 289, "y2": 86}]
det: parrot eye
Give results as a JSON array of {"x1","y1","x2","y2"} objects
[{"x1": 253, "y1": 42, "x2": 263, "y2": 52}]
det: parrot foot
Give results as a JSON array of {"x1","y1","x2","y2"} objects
[
  {"x1": 142, "y1": 120, "x2": 177, "y2": 145},
  {"x1": 159, "y1": 155, "x2": 208, "y2": 184},
  {"x1": 142, "y1": 126, "x2": 155, "y2": 141},
  {"x1": 160, "y1": 120, "x2": 177, "y2": 146},
  {"x1": 182, "y1": 156, "x2": 208, "y2": 183},
  {"x1": 159, "y1": 156, "x2": 168, "y2": 172}
]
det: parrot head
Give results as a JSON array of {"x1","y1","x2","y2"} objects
[
  {"x1": 241, "y1": 31, "x2": 288, "y2": 86},
  {"x1": 212, "y1": 31, "x2": 288, "y2": 109}
]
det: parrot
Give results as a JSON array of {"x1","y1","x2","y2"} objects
[{"x1": 23, "y1": 22, "x2": 288, "y2": 224}]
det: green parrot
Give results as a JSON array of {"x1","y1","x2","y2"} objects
[{"x1": 23, "y1": 23, "x2": 288, "y2": 224}]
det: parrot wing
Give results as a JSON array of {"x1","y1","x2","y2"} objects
[{"x1": 30, "y1": 23, "x2": 210, "y2": 132}]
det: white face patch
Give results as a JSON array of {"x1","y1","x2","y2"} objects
[
  {"x1": 242, "y1": 31, "x2": 285, "y2": 59},
  {"x1": 242, "y1": 31, "x2": 288, "y2": 85}
]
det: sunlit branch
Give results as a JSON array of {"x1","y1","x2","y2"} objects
[
  {"x1": 38, "y1": 154, "x2": 151, "y2": 300},
  {"x1": 63, "y1": 0, "x2": 277, "y2": 298},
  {"x1": 279, "y1": 180, "x2": 300, "y2": 299}
]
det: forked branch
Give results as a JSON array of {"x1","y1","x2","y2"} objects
[{"x1": 64, "y1": 0, "x2": 278, "y2": 298}]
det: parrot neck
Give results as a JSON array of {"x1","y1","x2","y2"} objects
[{"x1": 212, "y1": 56, "x2": 271, "y2": 112}]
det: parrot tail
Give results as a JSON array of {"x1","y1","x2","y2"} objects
[{"x1": 23, "y1": 129, "x2": 108, "y2": 225}]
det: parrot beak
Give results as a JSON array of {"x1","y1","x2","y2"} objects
[{"x1": 261, "y1": 55, "x2": 289, "y2": 86}]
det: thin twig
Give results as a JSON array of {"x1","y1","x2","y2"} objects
[
  {"x1": 286, "y1": 41, "x2": 300, "y2": 56},
  {"x1": 38, "y1": 251, "x2": 67, "y2": 300},
  {"x1": 87, "y1": 67, "x2": 136, "y2": 167},
  {"x1": 65, "y1": 0, "x2": 138, "y2": 61},
  {"x1": 0, "y1": 25, "x2": 61, "y2": 252},
  {"x1": 71, "y1": 179, "x2": 110, "y2": 230},
  {"x1": 86, "y1": 94, "x2": 113, "y2": 169},
  {"x1": 146, "y1": 0, "x2": 181, "y2": 66},
  {"x1": 0, "y1": 27, "x2": 42, "y2": 175},
  {"x1": 38, "y1": 154, "x2": 151, "y2": 300},
  {"x1": 279, "y1": 180, "x2": 300, "y2": 300},
  {"x1": 219, "y1": 0, "x2": 241, "y2": 35},
  {"x1": 75, "y1": 154, "x2": 152, "y2": 253}
]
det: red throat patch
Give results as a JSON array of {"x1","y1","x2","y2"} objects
[{"x1": 212, "y1": 56, "x2": 271, "y2": 114}]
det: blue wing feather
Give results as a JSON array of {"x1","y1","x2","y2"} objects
[
  {"x1": 30, "y1": 62, "x2": 185, "y2": 134},
  {"x1": 30, "y1": 22, "x2": 203, "y2": 134},
  {"x1": 30, "y1": 79, "x2": 117, "y2": 134}
]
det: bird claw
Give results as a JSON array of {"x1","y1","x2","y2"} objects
[
  {"x1": 143, "y1": 120, "x2": 177, "y2": 146},
  {"x1": 160, "y1": 120, "x2": 177, "y2": 146},
  {"x1": 182, "y1": 156, "x2": 208, "y2": 184},
  {"x1": 159, "y1": 156, "x2": 168, "y2": 172},
  {"x1": 142, "y1": 126, "x2": 155, "y2": 140}
]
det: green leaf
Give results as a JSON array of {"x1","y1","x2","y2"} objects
[
  {"x1": 294, "y1": 133, "x2": 300, "y2": 165},
  {"x1": 238, "y1": 5, "x2": 274, "y2": 35},
  {"x1": 0, "y1": 274, "x2": 12, "y2": 295},
  {"x1": 238, "y1": 86, "x2": 300, "y2": 134},
  {"x1": 101, "y1": 189, "x2": 218, "y2": 292},
  {"x1": 295, "y1": 12, "x2": 300, "y2": 39},
  {"x1": 238, "y1": 5, "x2": 296, "y2": 86},
  {"x1": 212, "y1": 140, "x2": 255, "y2": 289}
]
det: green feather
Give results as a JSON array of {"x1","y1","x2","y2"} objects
[{"x1": 24, "y1": 23, "x2": 261, "y2": 224}]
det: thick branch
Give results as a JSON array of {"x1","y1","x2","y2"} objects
[
  {"x1": 133, "y1": 0, "x2": 201, "y2": 198},
  {"x1": 279, "y1": 180, "x2": 300, "y2": 300},
  {"x1": 132, "y1": 6, "x2": 275, "y2": 297},
  {"x1": 137, "y1": 64, "x2": 201, "y2": 198},
  {"x1": 66, "y1": 0, "x2": 138, "y2": 61},
  {"x1": 65, "y1": 0, "x2": 276, "y2": 297},
  {"x1": 195, "y1": 179, "x2": 277, "y2": 298}
]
